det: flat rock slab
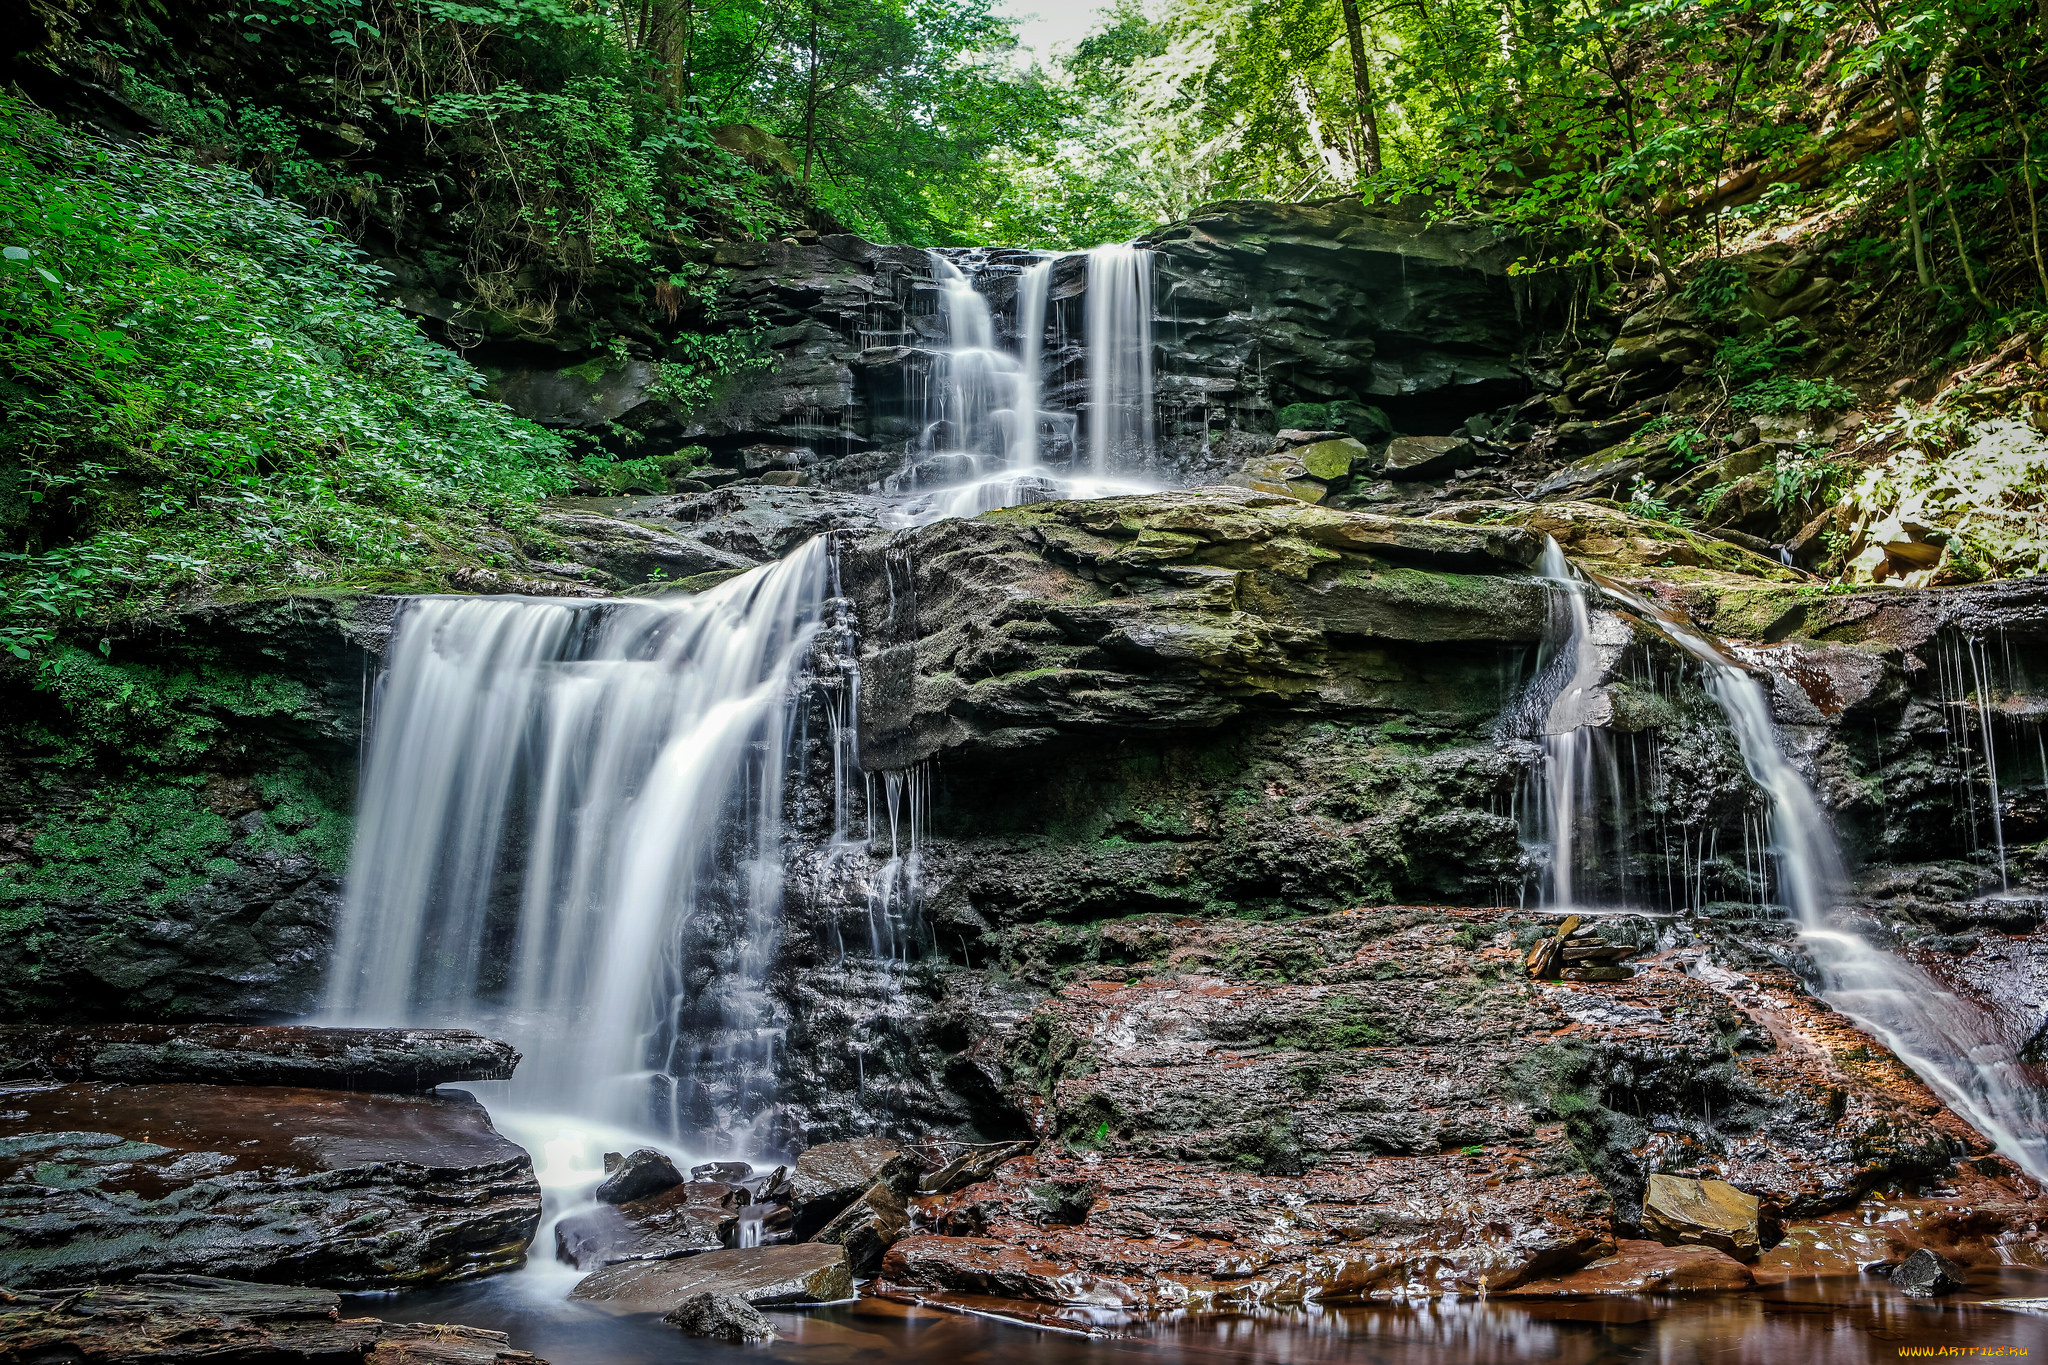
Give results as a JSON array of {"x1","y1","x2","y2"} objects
[
  {"x1": 0, "y1": 1274, "x2": 545, "y2": 1363},
  {"x1": 570, "y1": 1243, "x2": 853, "y2": 1310},
  {"x1": 0, "y1": 1082, "x2": 540, "y2": 1289},
  {"x1": 0, "y1": 1025, "x2": 519, "y2": 1092},
  {"x1": 1496, "y1": 1239, "x2": 1757, "y2": 1296}
]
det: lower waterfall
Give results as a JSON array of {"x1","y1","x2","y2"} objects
[
  {"x1": 325, "y1": 539, "x2": 834, "y2": 1142},
  {"x1": 1536, "y1": 552, "x2": 2048, "y2": 1181}
]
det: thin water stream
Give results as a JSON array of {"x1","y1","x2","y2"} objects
[{"x1": 1538, "y1": 545, "x2": 2048, "y2": 1181}]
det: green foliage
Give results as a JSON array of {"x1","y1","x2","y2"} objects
[
  {"x1": 1768, "y1": 448, "x2": 1844, "y2": 513},
  {"x1": 1629, "y1": 474, "x2": 1690, "y2": 527},
  {"x1": 1732, "y1": 377, "x2": 1858, "y2": 415},
  {"x1": 1682, "y1": 261, "x2": 1751, "y2": 320},
  {"x1": 0, "y1": 93, "x2": 571, "y2": 662},
  {"x1": 1714, "y1": 320, "x2": 1811, "y2": 386}
]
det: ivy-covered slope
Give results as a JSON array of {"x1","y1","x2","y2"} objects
[{"x1": 0, "y1": 94, "x2": 572, "y2": 661}]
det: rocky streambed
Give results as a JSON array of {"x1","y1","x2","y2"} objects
[{"x1": 4, "y1": 477, "x2": 2047, "y2": 1354}]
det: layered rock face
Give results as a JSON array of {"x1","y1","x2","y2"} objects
[
  {"x1": 0, "y1": 1082, "x2": 540, "y2": 1289},
  {"x1": 473, "y1": 202, "x2": 1557, "y2": 494}
]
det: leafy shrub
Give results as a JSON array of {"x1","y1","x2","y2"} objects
[
  {"x1": 1733, "y1": 377, "x2": 1856, "y2": 415},
  {"x1": 0, "y1": 94, "x2": 571, "y2": 663},
  {"x1": 1681, "y1": 260, "x2": 1750, "y2": 320},
  {"x1": 1713, "y1": 319, "x2": 1810, "y2": 384}
]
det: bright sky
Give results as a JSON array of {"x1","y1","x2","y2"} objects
[{"x1": 998, "y1": 0, "x2": 1119, "y2": 62}]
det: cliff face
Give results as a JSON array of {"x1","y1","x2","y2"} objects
[{"x1": 454, "y1": 204, "x2": 1561, "y2": 494}]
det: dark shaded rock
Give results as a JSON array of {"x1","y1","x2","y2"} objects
[
  {"x1": 0, "y1": 1025, "x2": 518, "y2": 1092},
  {"x1": 554, "y1": 1180, "x2": 735, "y2": 1269},
  {"x1": 595, "y1": 1148, "x2": 684, "y2": 1204},
  {"x1": 1891, "y1": 1247, "x2": 1970, "y2": 1296},
  {"x1": 655, "y1": 486, "x2": 890, "y2": 562},
  {"x1": 0, "y1": 1083, "x2": 540, "y2": 1289},
  {"x1": 921, "y1": 1141, "x2": 1034, "y2": 1196},
  {"x1": 569, "y1": 1244, "x2": 853, "y2": 1310},
  {"x1": 790, "y1": 1136, "x2": 914, "y2": 1237},
  {"x1": 689, "y1": 1160, "x2": 754, "y2": 1183},
  {"x1": 810, "y1": 1181, "x2": 909, "y2": 1275},
  {"x1": 1383, "y1": 435, "x2": 1478, "y2": 481},
  {"x1": 0, "y1": 1275, "x2": 546, "y2": 1364},
  {"x1": 1024, "y1": 1179, "x2": 1096, "y2": 1225},
  {"x1": 663, "y1": 1292, "x2": 778, "y2": 1342}
]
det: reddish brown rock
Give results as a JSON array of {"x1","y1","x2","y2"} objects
[
  {"x1": 881, "y1": 1147, "x2": 1613, "y2": 1307},
  {"x1": 1495, "y1": 1239, "x2": 1757, "y2": 1296},
  {"x1": 0, "y1": 1083, "x2": 540, "y2": 1289}
]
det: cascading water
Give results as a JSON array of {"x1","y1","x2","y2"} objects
[
  {"x1": 889, "y1": 247, "x2": 1159, "y2": 523},
  {"x1": 1531, "y1": 537, "x2": 1611, "y2": 907},
  {"x1": 1554, "y1": 564, "x2": 2048, "y2": 1181},
  {"x1": 1085, "y1": 244, "x2": 1156, "y2": 475},
  {"x1": 327, "y1": 540, "x2": 832, "y2": 1143}
]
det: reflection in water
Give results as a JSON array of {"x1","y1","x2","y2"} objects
[{"x1": 374, "y1": 1268, "x2": 2048, "y2": 1365}]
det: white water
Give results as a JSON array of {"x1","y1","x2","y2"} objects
[
  {"x1": 1534, "y1": 538, "x2": 1607, "y2": 907},
  {"x1": 888, "y1": 247, "x2": 1160, "y2": 525},
  {"x1": 1585, "y1": 571, "x2": 2048, "y2": 1181},
  {"x1": 1085, "y1": 244, "x2": 1156, "y2": 475},
  {"x1": 327, "y1": 541, "x2": 832, "y2": 1145}
]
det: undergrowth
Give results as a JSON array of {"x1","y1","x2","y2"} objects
[{"x1": 0, "y1": 93, "x2": 571, "y2": 664}]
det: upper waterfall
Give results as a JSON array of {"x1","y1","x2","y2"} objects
[{"x1": 888, "y1": 246, "x2": 1160, "y2": 522}]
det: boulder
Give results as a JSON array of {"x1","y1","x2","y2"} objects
[
  {"x1": 569, "y1": 1244, "x2": 854, "y2": 1311},
  {"x1": 1891, "y1": 1247, "x2": 1970, "y2": 1297},
  {"x1": 1382, "y1": 435, "x2": 1478, "y2": 481},
  {"x1": 0, "y1": 1025, "x2": 518, "y2": 1092},
  {"x1": 553, "y1": 1182, "x2": 731, "y2": 1269},
  {"x1": 0, "y1": 1275, "x2": 546, "y2": 1364},
  {"x1": 691, "y1": 1159, "x2": 755, "y2": 1183},
  {"x1": 1641, "y1": 1174, "x2": 1767, "y2": 1262},
  {"x1": 0, "y1": 1082, "x2": 540, "y2": 1289},
  {"x1": 810, "y1": 1181, "x2": 909, "y2": 1275},
  {"x1": 595, "y1": 1148, "x2": 685, "y2": 1204},
  {"x1": 1295, "y1": 437, "x2": 1372, "y2": 482},
  {"x1": 664, "y1": 1292, "x2": 778, "y2": 1342},
  {"x1": 790, "y1": 1136, "x2": 917, "y2": 1236}
]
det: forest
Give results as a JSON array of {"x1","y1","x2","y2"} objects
[{"x1": 3, "y1": 0, "x2": 2046, "y2": 659}]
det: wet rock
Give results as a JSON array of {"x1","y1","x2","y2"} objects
[
  {"x1": 0, "y1": 1275, "x2": 546, "y2": 1364},
  {"x1": 1891, "y1": 1247, "x2": 1971, "y2": 1297},
  {"x1": 0, "y1": 1025, "x2": 518, "y2": 1092},
  {"x1": 0, "y1": 1083, "x2": 540, "y2": 1289},
  {"x1": 810, "y1": 1179, "x2": 910, "y2": 1275},
  {"x1": 656, "y1": 485, "x2": 891, "y2": 562},
  {"x1": 791, "y1": 1136, "x2": 916, "y2": 1236},
  {"x1": 595, "y1": 1148, "x2": 685, "y2": 1204},
  {"x1": 553, "y1": 1182, "x2": 732, "y2": 1269},
  {"x1": 691, "y1": 1159, "x2": 755, "y2": 1183},
  {"x1": 664, "y1": 1291, "x2": 778, "y2": 1342},
  {"x1": 846, "y1": 487, "x2": 1552, "y2": 771},
  {"x1": 1495, "y1": 1239, "x2": 1757, "y2": 1296},
  {"x1": 536, "y1": 509, "x2": 754, "y2": 586},
  {"x1": 569, "y1": 1243, "x2": 854, "y2": 1310},
  {"x1": 921, "y1": 1141, "x2": 1035, "y2": 1195},
  {"x1": 885, "y1": 1149, "x2": 1612, "y2": 1306},
  {"x1": 1383, "y1": 435, "x2": 1478, "y2": 481},
  {"x1": 1024, "y1": 1179, "x2": 1097, "y2": 1225},
  {"x1": 1642, "y1": 1174, "x2": 1769, "y2": 1262}
]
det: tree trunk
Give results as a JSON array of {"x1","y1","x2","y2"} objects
[
  {"x1": 1338, "y1": 0, "x2": 1382, "y2": 179},
  {"x1": 802, "y1": 4, "x2": 821, "y2": 186}
]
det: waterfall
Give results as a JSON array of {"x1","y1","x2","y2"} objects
[
  {"x1": 1533, "y1": 538, "x2": 1608, "y2": 907},
  {"x1": 1085, "y1": 244, "x2": 1155, "y2": 474},
  {"x1": 1579, "y1": 569, "x2": 2048, "y2": 1181},
  {"x1": 325, "y1": 541, "x2": 832, "y2": 1139},
  {"x1": 892, "y1": 250, "x2": 1155, "y2": 523}
]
